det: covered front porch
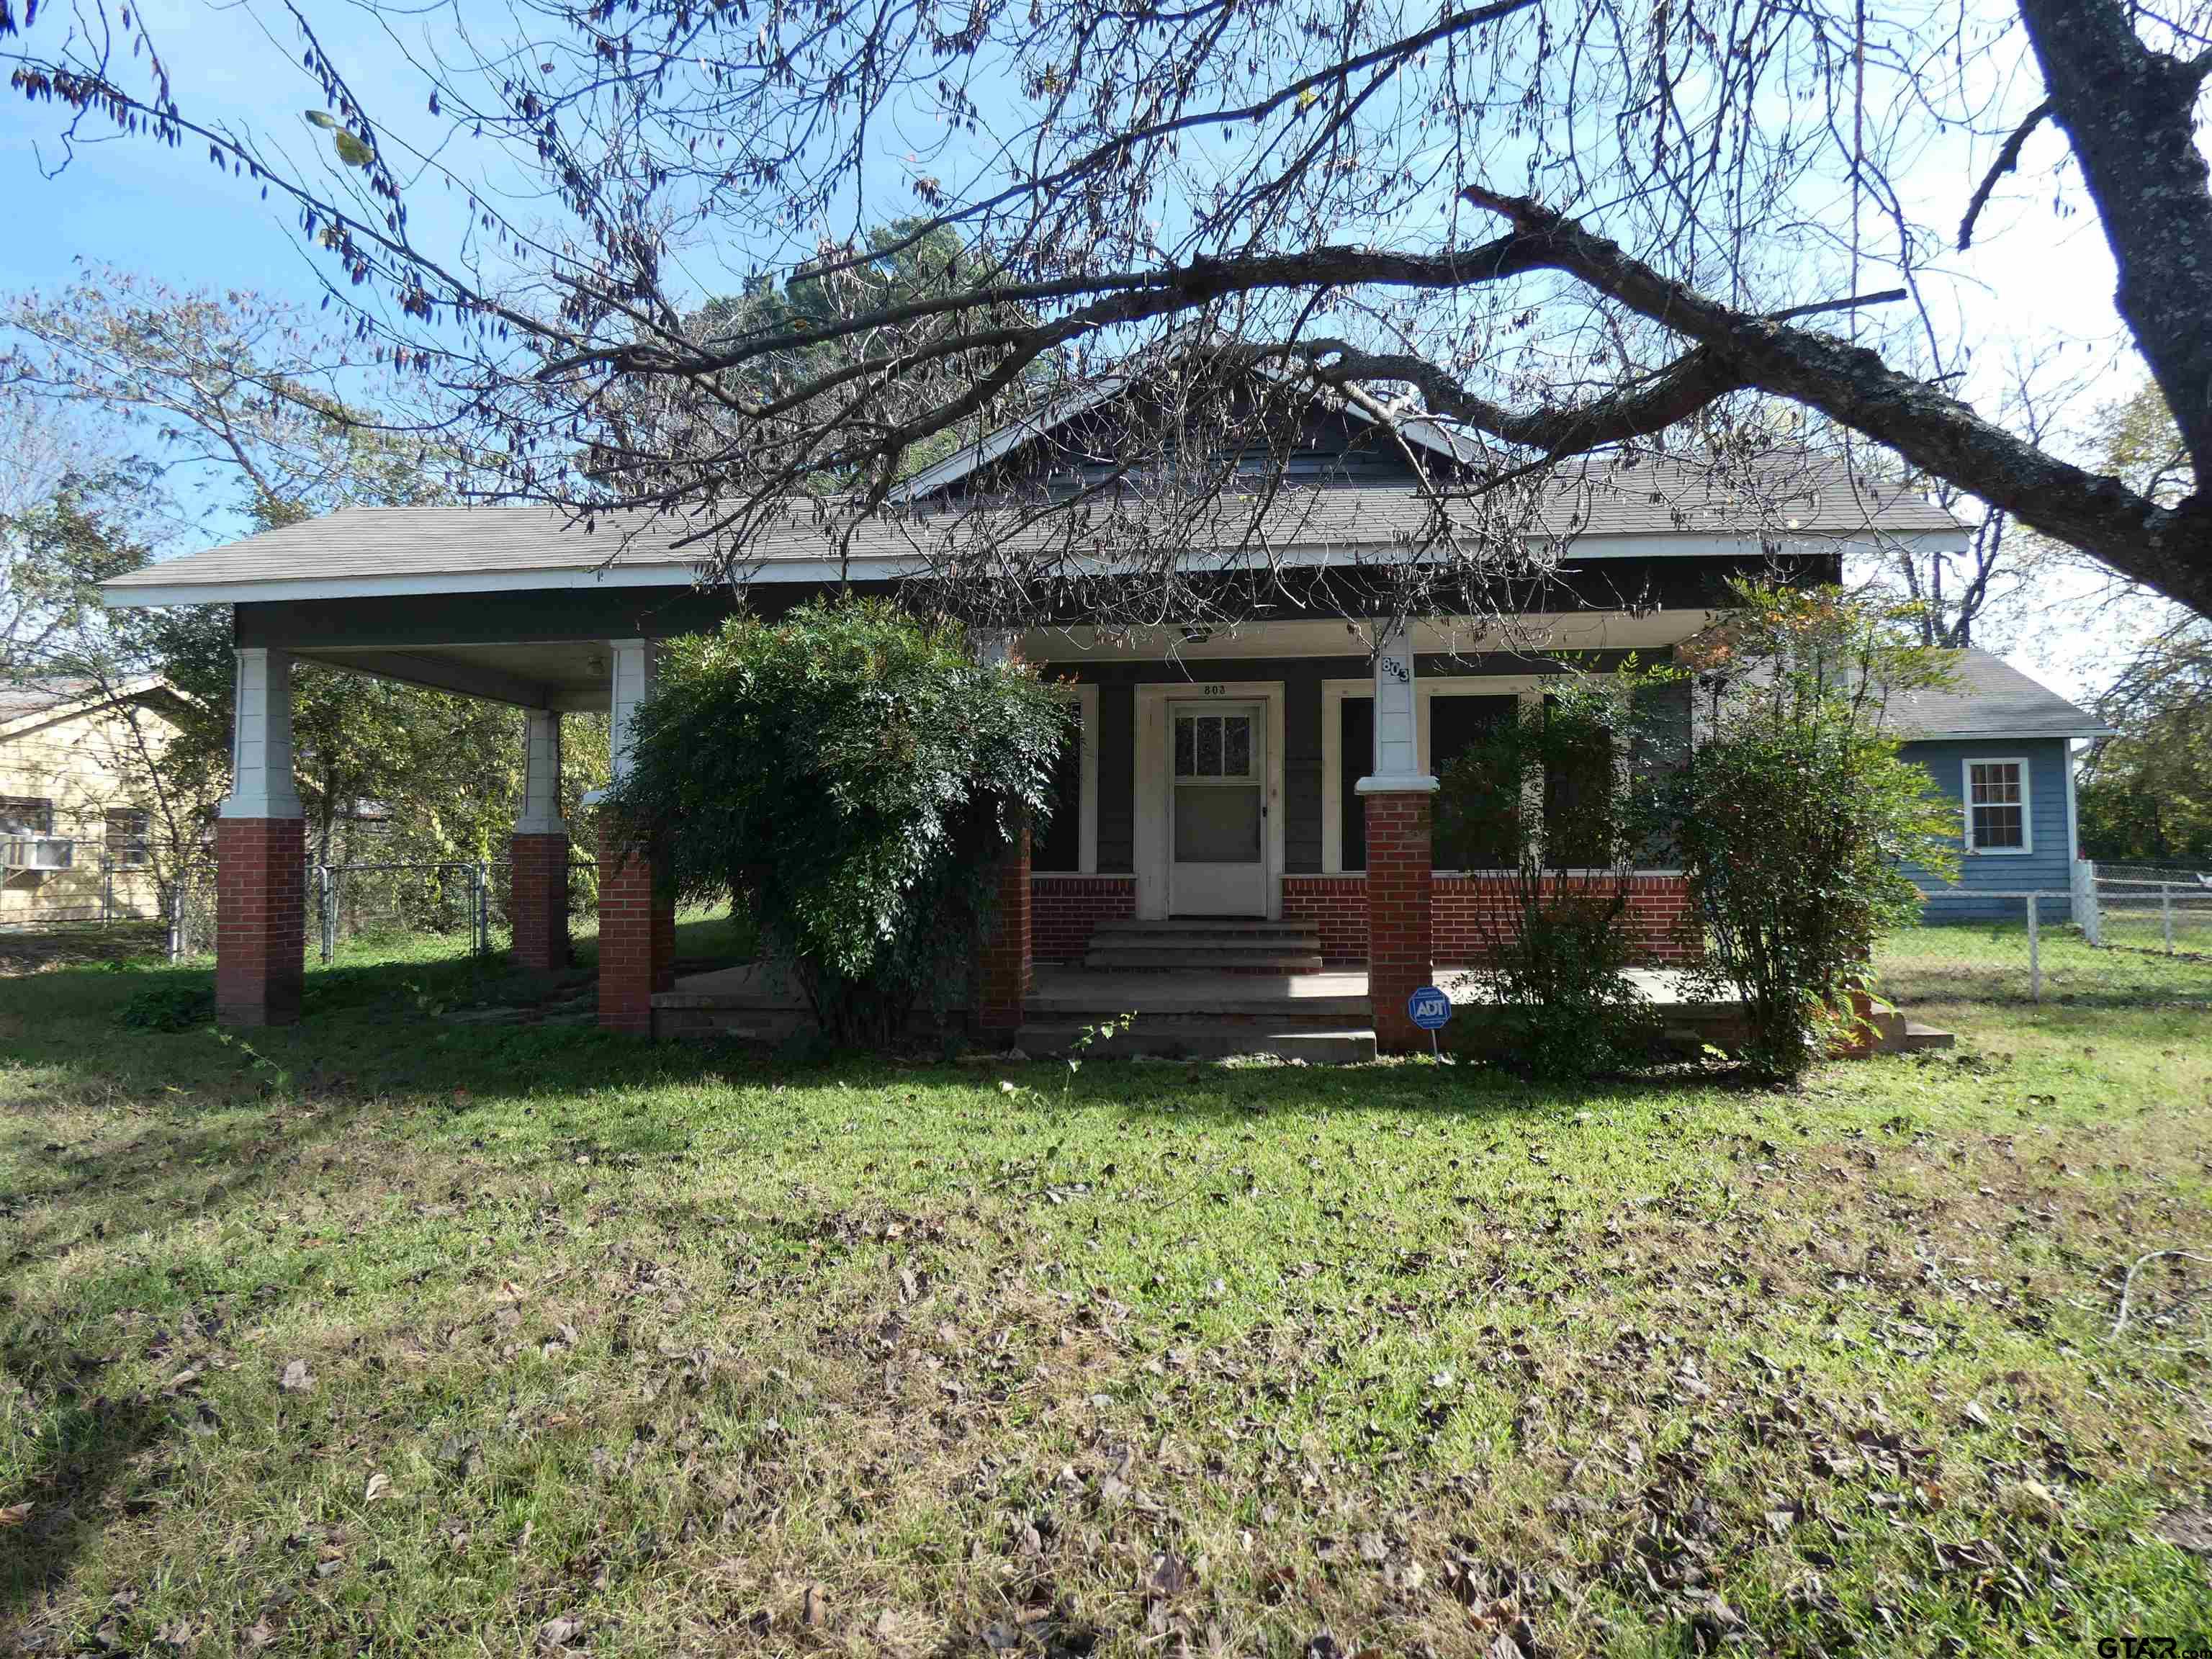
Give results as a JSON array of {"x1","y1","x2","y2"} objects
[{"x1": 182, "y1": 597, "x2": 1713, "y2": 1053}]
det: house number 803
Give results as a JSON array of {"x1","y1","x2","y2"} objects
[{"x1": 1200, "y1": 683, "x2": 1227, "y2": 696}]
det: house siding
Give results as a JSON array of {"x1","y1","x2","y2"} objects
[{"x1": 1899, "y1": 737, "x2": 2077, "y2": 921}]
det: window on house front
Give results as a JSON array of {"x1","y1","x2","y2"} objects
[
  {"x1": 105, "y1": 808, "x2": 152, "y2": 868},
  {"x1": 1339, "y1": 695, "x2": 1373, "y2": 871},
  {"x1": 1, "y1": 796, "x2": 55, "y2": 836},
  {"x1": 1033, "y1": 722, "x2": 1084, "y2": 872},
  {"x1": 1430, "y1": 693, "x2": 1520, "y2": 869},
  {"x1": 1540, "y1": 696, "x2": 1618, "y2": 868},
  {"x1": 1964, "y1": 758, "x2": 2030, "y2": 853}
]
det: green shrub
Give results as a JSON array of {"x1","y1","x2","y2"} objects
[
  {"x1": 118, "y1": 979, "x2": 215, "y2": 1032},
  {"x1": 606, "y1": 598, "x2": 1071, "y2": 1048},
  {"x1": 1435, "y1": 676, "x2": 1668, "y2": 1079},
  {"x1": 1667, "y1": 583, "x2": 1959, "y2": 1079}
]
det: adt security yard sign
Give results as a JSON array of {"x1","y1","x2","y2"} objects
[{"x1": 1406, "y1": 985, "x2": 1452, "y2": 1058}]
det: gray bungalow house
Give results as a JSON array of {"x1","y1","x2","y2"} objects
[{"x1": 99, "y1": 379, "x2": 2095, "y2": 1048}]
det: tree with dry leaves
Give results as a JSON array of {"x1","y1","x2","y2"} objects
[{"x1": 9, "y1": 0, "x2": 2212, "y2": 623}]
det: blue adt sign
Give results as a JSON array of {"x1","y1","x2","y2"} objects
[{"x1": 1407, "y1": 985, "x2": 1452, "y2": 1031}]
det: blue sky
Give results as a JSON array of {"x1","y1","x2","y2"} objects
[{"x1": 0, "y1": 0, "x2": 2173, "y2": 701}]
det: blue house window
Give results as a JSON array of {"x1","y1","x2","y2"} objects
[{"x1": 1964, "y1": 758, "x2": 2031, "y2": 854}]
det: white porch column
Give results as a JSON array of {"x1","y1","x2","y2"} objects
[
  {"x1": 1353, "y1": 621, "x2": 1436, "y2": 1053},
  {"x1": 222, "y1": 647, "x2": 304, "y2": 819},
  {"x1": 515, "y1": 709, "x2": 567, "y2": 835},
  {"x1": 1354, "y1": 623, "x2": 1437, "y2": 796},
  {"x1": 608, "y1": 638, "x2": 657, "y2": 783}
]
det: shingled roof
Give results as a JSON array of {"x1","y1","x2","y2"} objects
[
  {"x1": 103, "y1": 452, "x2": 1962, "y2": 606},
  {"x1": 1885, "y1": 650, "x2": 2113, "y2": 740}
]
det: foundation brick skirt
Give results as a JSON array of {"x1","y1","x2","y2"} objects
[
  {"x1": 215, "y1": 816, "x2": 306, "y2": 1028},
  {"x1": 509, "y1": 832, "x2": 571, "y2": 973},
  {"x1": 1030, "y1": 874, "x2": 1136, "y2": 962},
  {"x1": 598, "y1": 825, "x2": 673, "y2": 1035}
]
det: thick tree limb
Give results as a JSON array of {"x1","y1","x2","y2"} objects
[{"x1": 2015, "y1": 0, "x2": 2212, "y2": 471}]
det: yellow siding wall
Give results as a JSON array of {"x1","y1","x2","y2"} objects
[{"x1": 1, "y1": 698, "x2": 180, "y2": 925}]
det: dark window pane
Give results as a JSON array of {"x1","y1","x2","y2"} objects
[
  {"x1": 1542, "y1": 699, "x2": 1616, "y2": 868},
  {"x1": 1174, "y1": 715, "x2": 1195, "y2": 778},
  {"x1": 1196, "y1": 714, "x2": 1222, "y2": 776},
  {"x1": 1340, "y1": 696, "x2": 1372, "y2": 871},
  {"x1": 1223, "y1": 714, "x2": 1251, "y2": 777},
  {"x1": 1431, "y1": 695, "x2": 1521, "y2": 870},
  {"x1": 1034, "y1": 724, "x2": 1084, "y2": 871}
]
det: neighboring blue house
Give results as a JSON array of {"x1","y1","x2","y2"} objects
[{"x1": 1884, "y1": 650, "x2": 2113, "y2": 920}]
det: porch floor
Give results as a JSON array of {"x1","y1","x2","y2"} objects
[
  {"x1": 647, "y1": 962, "x2": 1948, "y2": 1058},
  {"x1": 659, "y1": 961, "x2": 1720, "y2": 1012}
]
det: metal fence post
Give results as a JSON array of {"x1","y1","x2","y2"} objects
[
  {"x1": 475, "y1": 861, "x2": 490, "y2": 960},
  {"x1": 2026, "y1": 893, "x2": 2040, "y2": 1002},
  {"x1": 318, "y1": 865, "x2": 336, "y2": 964},
  {"x1": 100, "y1": 855, "x2": 112, "y2": 927},
  {"x1": 168, "y1": 878, "x2": 184, "y2": 963},
  {"x1": 2164, "y1": 883, "x2": 2175, "y2": 953}
]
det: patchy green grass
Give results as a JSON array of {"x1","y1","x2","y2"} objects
[{"x1": 4, "y1": 942, "x2": 2210, "y2": 1658}]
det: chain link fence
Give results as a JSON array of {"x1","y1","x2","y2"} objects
[
  {"x1": 1874, "y1": 868, "x2": 2212, "y2": 1011},
  {"x1": 161, "y1": 853, "x2": 601, "y2": 966}
]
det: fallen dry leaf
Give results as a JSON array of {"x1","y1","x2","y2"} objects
[
  {"x1": 0, "y1": 1501, "x2": 31, "y2": 1527},
  {"x1": 364, "y1": 1470, "x2": 390, "y2": 1503},
  {"x1": 279, "y1": 1359, "x2": 313, "y2": 1393}
]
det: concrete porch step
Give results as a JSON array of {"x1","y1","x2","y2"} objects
[
  {"x1": 1084, "y1": 945, "x2": 1326, "y2": 972},
  {"x1": 1016, "y1": 1016, "x2": 1377, "y2": 1064},
  {"x1": 1089, "y1": 919, "x2": 1318, "y2": 938}
]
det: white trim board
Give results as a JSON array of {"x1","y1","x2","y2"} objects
[
  {"x1": 1961, "y1": 754, "x2": 2034, "y2": 855},
  {"x1": 102, "y1": 530, "x2": 1964, "y2": 609},
  {"x1": 1132, "y1": 681, "x2": 1286, "y2": 920}
]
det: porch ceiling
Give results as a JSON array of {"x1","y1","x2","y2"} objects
[
  {"x1": 288, "y1": 607, "x2": 1717, "y2": 710},
  {"x1": 295, "y1": 641, "x2": 615, "y2": 712}
]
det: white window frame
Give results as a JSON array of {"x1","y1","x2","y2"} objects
[
  {"x1": 1961, "y1": 755, "x2": 2033, "y2": 855},
  {"x1": 1032, "y1": 681, "x2": 1100, "y2": 875}
]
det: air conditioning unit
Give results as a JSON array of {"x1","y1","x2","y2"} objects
[{"x1": 2, "y1": 836, "x2": 73, "y2": 871}]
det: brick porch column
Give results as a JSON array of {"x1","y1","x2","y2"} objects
[
  {"x1": 1358, "y1": 623, "x2": 1437, "y2": 1054},
  {"x1": 596, "y1": 639, "x2": 670, "y2": 1033},
  {"x1": 596, "y1": 821, "x2": 673, "y2": 1034},
  {"x1": 510, "y1": 709, "x2": 570, "y2": 973},
  {"x1": 976, "y1": 818, "x2": 1033, "y2": 1045},
  {"x1": 215, "y1": 647, "x2": 306, "y2": 1026},
  {"x1": 1362, "y1": 791, "x2": 1434, "y2": 1051}
]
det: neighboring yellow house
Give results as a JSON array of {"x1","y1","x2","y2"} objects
[{"x1": 1, "y1": 675, "x2": 190, "y2": 926}]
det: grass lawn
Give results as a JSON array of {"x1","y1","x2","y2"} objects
[{"x1": 4, "y1": 940, "x2": 2210, "y2": 1656}]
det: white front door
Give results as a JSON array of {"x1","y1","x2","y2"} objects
[{"x1": 1168, "y1": 701, "x2": 1268, "y2": 915}]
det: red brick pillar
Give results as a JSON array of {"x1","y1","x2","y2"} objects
[
  {"x1": 976, "y1": 820, "x2": 1033, "y2": 1045},
  {"x1": 510, "y1": 832, "x2": 570, "y2": 973},
  {"x1": 215, "y1": 817, "x2": 306, "y2": 1027},
  {"x1": 597, "y1": 823, "x2": 672, "y2": 1035},
  {"x1": 1363, "y1": 790, "x2": 1434, "y2": 1053}
]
